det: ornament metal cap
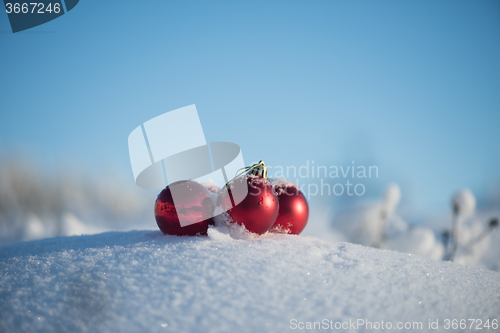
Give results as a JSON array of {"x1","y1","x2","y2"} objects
[
  {"x1": 248, "y1": 160, "x2": 268, "y2": 179},
  {"x1": 223, "y1": 160, "x2": 269, "y2": 192}
]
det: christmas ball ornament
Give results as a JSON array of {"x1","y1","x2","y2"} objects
[
  {"x1": 271, "y1": 183, "x2": 309, "y2": 235},
  {"x1": 155, "y1": 180, "x2": 214, "y2": 236},
  {"x1": 216, "y1": 161, "x2": 279, "y2": 235}
]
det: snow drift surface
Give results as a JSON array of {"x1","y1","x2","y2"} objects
[{"x1": 0, "y1": 229, "x2": 499, "y2": 332}]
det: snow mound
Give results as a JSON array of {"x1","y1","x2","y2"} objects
[{"x1": 1, "y1": 230, "x2": 499, "y2": 332}]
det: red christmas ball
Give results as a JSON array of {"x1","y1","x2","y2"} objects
[
  {"x1": 154, "y1": 180, "x2": 214, "y2": 236},
  {"x1": 271, "y1": 184, "x2": 309, "y2": 235},
  {"x1": 216, "y1": 174, "x2": 279, "y2": 235}
]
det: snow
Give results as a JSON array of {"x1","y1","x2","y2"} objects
[
  {"x1": 333, "y1": 184, "x2": 402, "y2": 247},
  {"x1": 1, "y1": 228, "x2": 499, "y2": 332},
  {"x1": 329, "y1": 184, "x2": 500, "y2": 271},
  {"x1": 270, "y1": 177, "x2": 299, "y2": 192},
  {"x1": 387, "y1": 227, "x2": 445, "y2": 260},
  {"x1": 0, "y1": 160, "x2": 156, "y2": 246},
  {"x1": 452, "y1": 189, "x2": 476, "y2": 219},
  {"x1": 382, "y1": 183, "x2": 401, "y2": 217}
]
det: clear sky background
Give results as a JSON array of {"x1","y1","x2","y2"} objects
[{"x1": 1, "y1": 1, "x2": 499, "y2": 219}]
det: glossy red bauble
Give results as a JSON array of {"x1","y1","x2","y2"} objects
[
  {"x1": 154, "y1": 180, "x2": 213, "y2": 236},
  {"x1": 271, "y1": 184, "x2": 309, "y2": 235},
  {"x1": 216, "y1": 175, "x2": 279, "y2": 234}
]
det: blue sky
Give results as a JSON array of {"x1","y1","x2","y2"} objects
[{"x1": 1, "y1": 0, "x2": 499, "y2": 218}]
